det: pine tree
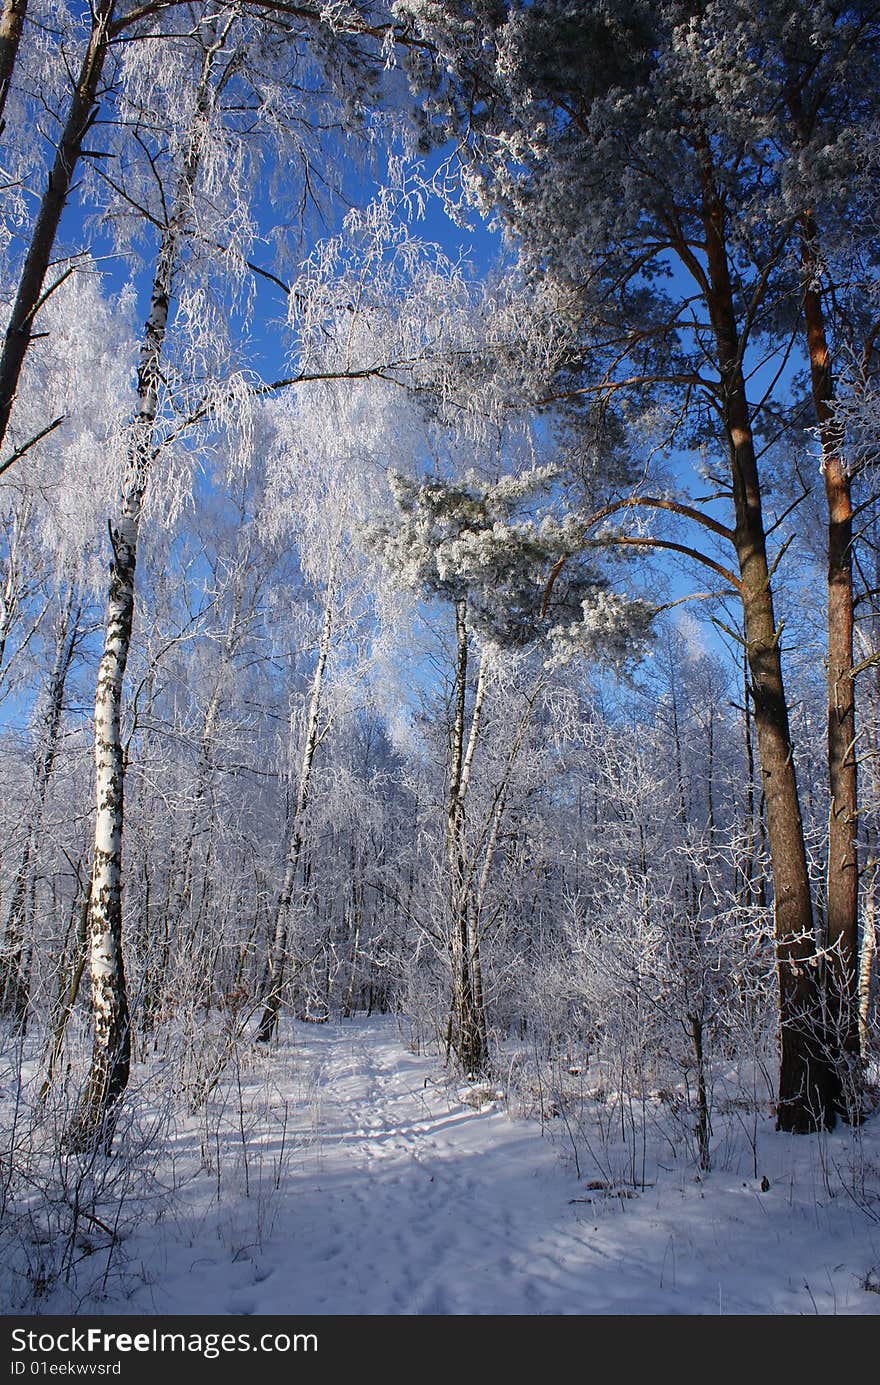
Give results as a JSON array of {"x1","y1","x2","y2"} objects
[{"x1": 399, "y1": 0, "x2": 880, "y2": 1130}]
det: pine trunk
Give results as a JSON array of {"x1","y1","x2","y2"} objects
[
  {"x1": 700, "y1": 154, "x2": 839, "y2": 1131},
  {"x1": 800, "y1": 219, "x2": 860, "y2": 1095}
]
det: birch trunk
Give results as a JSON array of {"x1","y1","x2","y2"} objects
[
  {"x1": 859, "y1": 866, "x2": 877, "y2": 1057},
  {"x1": 446, "y1": 604, "x2": 489, "y2": 1075},
  {"x1": 740, "y1": 645, "x2": 766, "y2": 911},
  {"x1": 0, "y1": 503, "x2": 28, "y2": 677},
  {"x1": 465, "y1": 671, "x2": 542, "y2": 1073},
  {"x1": 1, "y1": 591, "x2": 79, "y2": 1023},
  {"x1": 342, "y1": 835, "x2": 364, "y2": 1018},
  {"x1": 0, "y1": 0, "x2": 27, "y2": 137},
  {"x1": 150, "y1": 575, "x2": 249, "y2": 1027},
  {"x1": 857, "y1": 612, "x2": 880, "y2": 1059},
  {"x1": 257, "y1": 563, "x2": 337, "y2": 1043},
  {"x1": 63, "y1": 501, "x2": 137, "y2": 1151},
  {"x1": 65, "y1": 27, "x2": 229, "y2": 1150},
  {"x1": 40, "y1": 876, "x2": 90, "y2": 1101},
  {"x1": 342, "y1": 904, "x2": 362, "y2": 1019}
]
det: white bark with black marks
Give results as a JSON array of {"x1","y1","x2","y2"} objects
[
  {"x1": 66, "y1": 21, "x2": 232, "y2": 1150},
  {"x1": 257, "y1": 558, "x2": 337, "y2": 1043}
]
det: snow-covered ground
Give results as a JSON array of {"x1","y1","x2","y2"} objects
[{"x1": 4, "y1": 1015, "x2": 880, "y2": 1315}]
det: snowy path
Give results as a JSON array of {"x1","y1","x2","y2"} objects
[
  {"x1": 168, "y1": 1017, "x2": 616, "y2": 1317},
  {"x1": 112, "y1": 1016, "x2": 880, "y2": 1316},
  {"x1": 241, "y1": 1019, "x2": 636, "y2": 1316}
]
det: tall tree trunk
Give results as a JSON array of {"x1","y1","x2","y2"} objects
[
  {"x1": 65, "y1": 27, "x2": 228, "y2": 1150},
  {"x1": 857, "y1": 609, "x2": 880, "y2": 1059},
  {"x1": 342, "y1": 835, "x2": 364, "y2": 1019},
  {"x1": 699, "y1": 150, "x2": 839, "y2": 1131},
  {"x1": 342, "y1": 903, "x2": 362, "y2": 1020},
  {"x1": 859, "y1": 864, "x2": 877, "y2": 1057},
  {"x1": 799, "y1": 217, "x2": 860, "y2": 1093},
  {"x1": 446, "y1": 604, "x2": 488, "y2": 1075},
  {"x1": 0, "y1": 0, "x2": 116, "y2": 457},
  {"x1": 740, "y1": 644, "x2": 767, "y2": 911},
  {"x1": 63, "y1": 499, "x2": 138, "y2": 1151},
  {"x1": 151, "y1": 573, "x2": 250, "y2": 1028},
  {"x1": 1, "y1": 590, "x2": 80, "y2": 1023},
  {"x1": 0, "y1": 503, "x2": 28, "y2": 677},
  {"x1": 257, "y1": 563, "x2": 336, "y2": 1044},
  {"x1": 40, "y1": 875, "x2": 90, "y2": 1101}
]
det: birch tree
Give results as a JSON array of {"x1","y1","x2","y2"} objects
[
  {"x1": 0, "y1": 266, "x2": 129, "y2": 1032},
  {"x1": 62, "y1": 2, "x2": 398, "y2": 1146},
  {"x1": 254, "y1": 378, "x2": 411, "y2": 1040},
  {"x1": 64, "y1": 10, "x2": 242, "y2": 1151}
]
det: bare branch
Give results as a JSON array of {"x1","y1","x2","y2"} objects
[
  {"x1": 584, "y1": 494, "x2": 735, "y2": 544},
  {"x1": 0, "y1": 414, "x2": 65, "y2": 479},
  {"x1": 607, "y1": 535, "x2": 743, "y2": 593}
]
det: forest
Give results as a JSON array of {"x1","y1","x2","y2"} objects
[{"x1": 0, "y1": 0, "x2": 879, "y2": 1317}]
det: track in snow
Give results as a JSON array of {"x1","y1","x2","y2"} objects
[
  {"x1": 106, "y1": 1015, "x2": 880, "y2": 1317},
  {"x1": 218, "y1": 1018, "x2": 610, "y2": 1316}
]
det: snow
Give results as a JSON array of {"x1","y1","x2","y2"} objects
[{"x1": 12, "y1": 1015, "x2": 878, "y2": 1317}]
